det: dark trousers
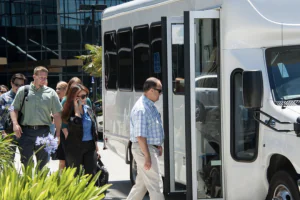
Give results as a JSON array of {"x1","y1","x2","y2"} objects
[
  {"x1": 65, "y1": 140, "x2": 97, "y2": 176},
  {"x1": 19, "y1": 126, "x2": 50, "y2": 170},
  {"x1": 57, "y1": 130, "x2": 66, "y2": 161}
]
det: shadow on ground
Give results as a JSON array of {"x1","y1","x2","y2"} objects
[{"x1": 104, "y1": 180, "x2": 149, "y2": 200}]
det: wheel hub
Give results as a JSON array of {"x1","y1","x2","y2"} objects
[{"x1": 273, "y1": 184, "x2": 292, "y2": 200}]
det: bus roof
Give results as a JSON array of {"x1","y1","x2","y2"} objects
[
  {"x1": 103, "y1": 0, "x2": 300, "y2": 25},
  {"x1": 102, "y1": 0, "x2": 222, "y2": 19},
  {"x1": 103, "y1": 0, "x2": 167, "y2": 19}
]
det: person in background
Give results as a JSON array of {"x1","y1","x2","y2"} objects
[
  {"x1": 0, "y1": 84, "x2": 9, "y2": 135},
  {"x1": 61, "y1": 84, "x2": 99, "y2": 176},
  {"x1": 54, "y1": 81, "x2": 67, "y2": 168},
  {"x1": 10, "y1": 66, "x2": 62, "y2": 169},
  {"x1": 56, "y1": 81, "x2": 68, "y2": 101},
  {"x1": 58, "y1": 77, "x2": 92, "y2": 170},
  {"x1": 0, "y1": 74, "x2": 26, "y2": 162},
  {"x1": 127, "y1": 77, "x2": 165, "y2": 200},
  {"x1": 0, "y1": 85, "x2": 9, "y2": 95},
  {"x1": 63, "y1": 77, "x2": 92, "y2": 107},
  {"x1": 0, "y1": 78, "x2": 26, "y2": 135}
]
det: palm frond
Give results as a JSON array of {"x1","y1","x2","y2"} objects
[{"x1": 76, "y1": 44, "x2": 102, "y2": 78}]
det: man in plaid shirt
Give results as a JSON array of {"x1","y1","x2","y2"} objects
[
  {"x1": 127, "y1": 77, "x2": 164, "y2": 200},
  {"x1": 0, "y1": 73, "x2": 26, "y2": 158}
]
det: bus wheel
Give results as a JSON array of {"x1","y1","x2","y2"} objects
[
  {"x1": 130, "y1": 155, "x2": 137, "y2": 185},
  {"x1": 267, "y1": 171, "x2": 300, "y2": 200}
]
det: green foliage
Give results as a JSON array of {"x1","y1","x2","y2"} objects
[
  {"x1": 76, "y1": 44, "x2": 102, "y2": 77},
  {"x1": 0, "y1": 138, "x2": 112, "y2": 200},
  {"x1": 0, "y1": 136, "x2": 15, "y2": 169}
]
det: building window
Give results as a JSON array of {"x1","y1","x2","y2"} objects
[
  {"x1": 133, "y1": 25, "x2": 149, "y2": 91},
  {"x1": 117, "y1": 28, "x2": 132, "y2": 90},
  {"x1": 104, "y1": 31, "x2": 117, "y2": 90}
]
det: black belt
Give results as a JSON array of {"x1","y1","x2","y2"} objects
[{"x1": 22, "y1": 125, "x2": 49, "y2": 130}]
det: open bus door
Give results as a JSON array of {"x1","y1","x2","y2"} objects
[
  {"x1": 162, "y1": 9, "x2": 223, "y2": 200},
  {"x1": 161, "y1": 16, "x2": 186, "y2": 199},
  {"x1": 184, "y1": 10, "x2": 223, "y2": 199}
]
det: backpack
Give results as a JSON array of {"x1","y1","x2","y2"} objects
[
  {"x1": 4, "y1": 85, "x2": 29, "y2": 133},
  {"x1": 95, "y1": 158, "x2": 109, "y2": 188}
]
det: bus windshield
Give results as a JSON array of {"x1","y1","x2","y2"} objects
[{"x1": 266, "y1": 46, "x2": 300, "y2": 102}]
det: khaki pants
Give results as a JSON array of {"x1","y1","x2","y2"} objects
[{"x1": 127, "y1": 143, "x2": 164, "y2": 200}]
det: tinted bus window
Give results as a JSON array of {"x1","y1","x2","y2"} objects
[
  {"x1": 117, "y1": 29, "x2": 133, "y2": 90},
  {"x1": 104, "y1": 32, "x2": 117, "y2": 90},
  {"x1": 150, "y1": 24, "x2": 162, "y2": 81},
  {"x1": 134, "y1": 25, "x2": 150, "y2": 91},
  {"x1": 231, "y1": 71, "x2": 259, "y2": 161}
]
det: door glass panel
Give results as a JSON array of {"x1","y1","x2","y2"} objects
[
  {"x1": 194, "y1": 18, "x2": 222, "y2": 198},
  {"x1": 171, "y1": 23, "x2": 186, "y2": 191}
]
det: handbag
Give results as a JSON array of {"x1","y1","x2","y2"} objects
[
  {"x1": 4, "y1": 85, "x2": 29, "y2": 134},
  {"x1": 95, "y1": 158, "x2": 109, "y2": 188}
]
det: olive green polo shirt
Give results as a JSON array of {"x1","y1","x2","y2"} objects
[{"x1": 12, "y1": 82, "x2": 62, "y2": 126}]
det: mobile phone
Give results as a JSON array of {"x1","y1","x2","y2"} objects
[{"x1": 77, "y1": 100, "x2": 81, "y2": 105}]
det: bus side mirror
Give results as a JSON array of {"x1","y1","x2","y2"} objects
[{"x1": 242, "y1": 70, "x2": 263, "y2": 109}]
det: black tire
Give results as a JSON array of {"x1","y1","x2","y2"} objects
[
  {"x1": 129, "y1": 153, "x2": 137, "y2": 186},
  {"x1": 266, "y1": 170, "x2": 300, "y2": 200}
]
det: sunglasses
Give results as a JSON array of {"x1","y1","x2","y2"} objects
[
  {"x1": 77, "y1": 94, "x2": 87, "y2": 100},
  {"x1": 13, "y1": 83, "x2": 24, "y2": 87},
  {"x1": 0, "y1": 90, "x2": 7, "y2": 93},
  {"x1": 153, "y1": 88, "x2": 162, "y2": 94},
  {"x1": 56, "y1": 87, "x2": 66, "y2": 91}
]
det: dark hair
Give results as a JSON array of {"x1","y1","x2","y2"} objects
[
  {"x1": 65, "y1": 77, "x2": 82, "y2": 96},
  {"x1": 0, "y1": 85, "x2": 8, "y2": 91},
  {"x1": 61, "y1": 84, "x2": 89, "y2": 123},
  {"x1": 11, "y1": 73, "x2": 26, "y2": 83},
  {"x1": 143, "y1": 77, "x2": 160, "y2": 92}
]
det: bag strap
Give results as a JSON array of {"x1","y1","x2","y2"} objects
[
  {"x1": 98, "y1": 158, "x2": 104, "y2": 167},
  {"x1": 19, "y1": 85, "x2": 29, "y2": 113}
]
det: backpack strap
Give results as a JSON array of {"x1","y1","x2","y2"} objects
[{"x1": 19, "y1": 85, "x2": 29, "y2": 113}]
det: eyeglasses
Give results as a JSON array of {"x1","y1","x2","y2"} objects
[
  {"x1": 0, "y1": 90, "x2": 7, "y2": 93},
  {"x1": 56, "y1": 87, "x2": 66, "y2": 91},
  {"x1": 77, "y1": 94, "x2": 87, "y2": 100},
  {"x1": 13, "y1": 83, "x2": 24, "y2": 88},
  {"x1": 153, "y1": 88, "x2": 162, "y2": 94},
  {"x1": 37, "y1": 76, "x2": 47, "y2": 81}
]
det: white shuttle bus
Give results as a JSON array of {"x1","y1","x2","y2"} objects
[{"x1": 101, "y1": 0, "x2": 300, "y2": 199}]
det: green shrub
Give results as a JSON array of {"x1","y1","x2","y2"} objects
[
  {"x1": 0, "y1": 138, "x2": 111, "y2": 200},
  {"x1": 0, "y1": 136, "x2": 14, "y2": 169}
]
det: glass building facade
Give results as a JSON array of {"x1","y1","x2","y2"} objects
[{"x1": 0, "y1": 0, "x2": 129, "y2": 96}]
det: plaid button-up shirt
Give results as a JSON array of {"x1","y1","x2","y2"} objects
[
  {"x1": 130, "y1": 95, "x2": 164, "y2": 145},
  {"x1": 0, "y1": 90, "x2": 16, "y2": 130}
]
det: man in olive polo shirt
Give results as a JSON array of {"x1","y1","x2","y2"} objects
[{"x1": 10, "y1": 66, "x2": 62, "y2": 169}]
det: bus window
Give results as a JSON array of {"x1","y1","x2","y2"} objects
[
  {"x1": 231, "y1": 71, "x2": 259, "y2": 161},
  {"x1": 150, "y1": 23, "x2": 162, "y2": 81},
  {"x1": 117, "y1": 28, "x2": 133, "y2": 90},
  {"x1": 133, "y1": 25, "x2": 150, "y2": 91},
  {"x1": 104, "y1": 31, "x2": 117, "y2": 90}
]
